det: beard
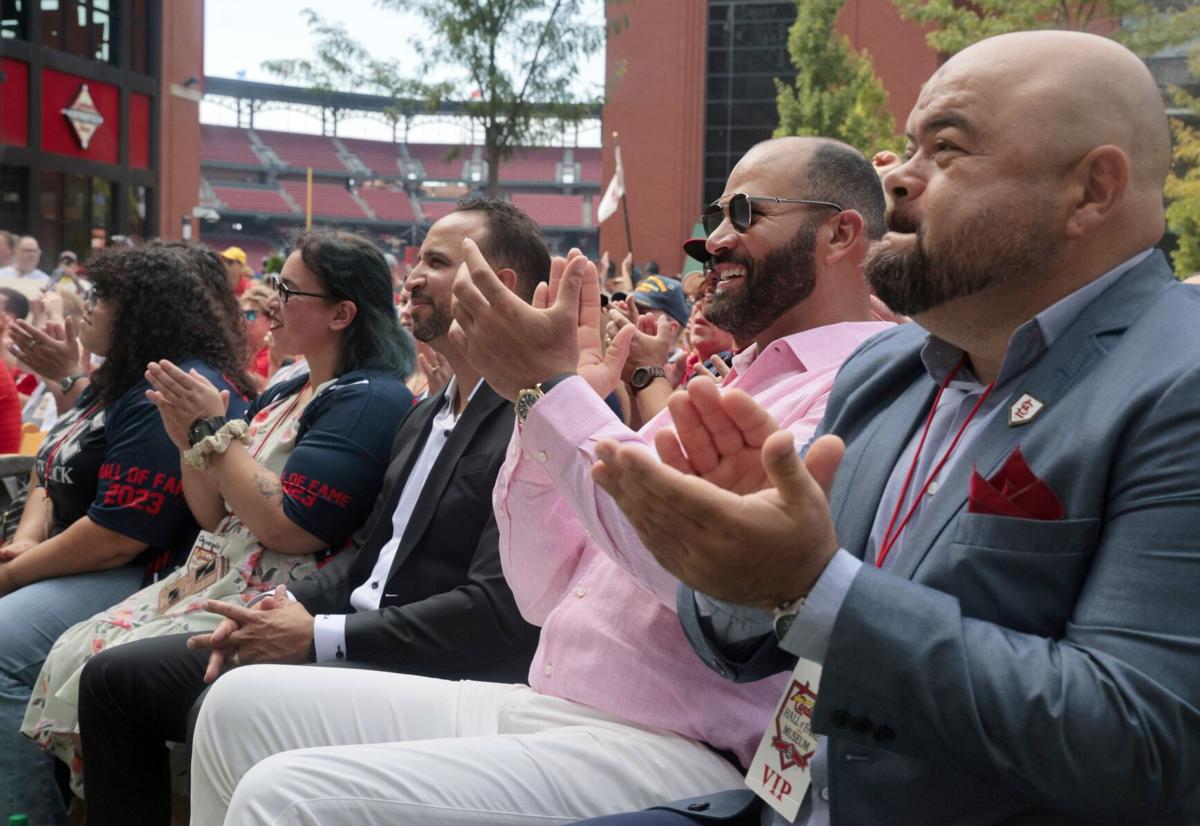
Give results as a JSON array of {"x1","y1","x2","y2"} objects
[
  {"x1": 409, "y1": 298, "x2": 452, "y2": 343},
  {"x1": 865, "y1": 198, "x2": 1055, "y2": 317},
  {"x1": 705, "y1": 218, "x2": 820, "y2": 342}
]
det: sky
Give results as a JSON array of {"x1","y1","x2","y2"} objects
[{"x1": 202, "y1": 0, "x2": 605, "y2": 145}]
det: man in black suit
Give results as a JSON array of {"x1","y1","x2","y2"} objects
[{"x1": 74, "y1": 198, "x2": 547, "y2": 825}]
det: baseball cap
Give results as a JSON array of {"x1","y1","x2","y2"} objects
[
  {"x1": 682, "y1": 237, "x2": 708, "y2": 263},
  {"x1": 219, "y1": 246, "x2": 248, "y2": 266},
  {"x1": 632, "y1": 276, "x2": 690, "y2": 327}
]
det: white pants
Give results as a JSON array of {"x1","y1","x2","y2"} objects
[{"x1": 190, "y1": 665, "x2": 745, "y2": 826}]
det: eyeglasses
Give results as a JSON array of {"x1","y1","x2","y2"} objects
[
  {"x1": 83, "y1": 290, "x2": 98, "y2": 312},
  {"x1": 701, "y1": 193, "x2": 843, "y2": 235},
  {"x1": 243, "y1": 309, "x2": 259, "y2": 322},
  {"x1": 267, "y1": 274, "x2": 333, "y2": 304}
]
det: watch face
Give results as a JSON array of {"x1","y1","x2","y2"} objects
[
  {"x1": 516, "y1": 388, "x2": 543, "y2": 421},
  {"x1": 630, "y1": 367, "x2": 651, "y2": 390},
  {"x1": 188, "y1": 418, "x2": 222, "y2": 447}
]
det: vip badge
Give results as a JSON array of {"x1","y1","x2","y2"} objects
[
  {"x1": 62, "y1": 84, "x2": 105, "y2": 150},
  {"x1": 746, "y1": 659, "x2": 823, "y2": 822},
  {"x1": 1008, "y1": 393, "x2": 1045, "y2": 427}
]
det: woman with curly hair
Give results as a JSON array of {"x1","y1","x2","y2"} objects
[
  {"x1": 0, "y1": 243, "x2": 254, "y2": 826},
  {"x1": 21, "y1": 230, "x2": 414, "y2": 816}
]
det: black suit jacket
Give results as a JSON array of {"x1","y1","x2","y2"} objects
[{"x1": 289, "y1": 381, "x2": 538, "y2": 683}]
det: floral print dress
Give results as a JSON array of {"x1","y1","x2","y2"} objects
[{"x1": 21, "y1": 381, "x2": 330, "y2": 790}]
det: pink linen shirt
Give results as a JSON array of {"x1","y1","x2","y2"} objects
[{"x1": 493, "y1": 321, "x2": 892, "y2": 766}]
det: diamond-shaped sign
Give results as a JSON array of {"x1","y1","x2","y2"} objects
[{"x1": 62, "y1": 84, "x2": 104, "y2": 150}]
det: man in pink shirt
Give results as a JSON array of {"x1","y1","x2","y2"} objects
[{"x1": 188, "y1": 137, "x2": 893, "y2": 825}]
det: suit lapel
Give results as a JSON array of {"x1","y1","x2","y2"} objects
[
  {"x1": 890, "y1": 253, "x2": 1176, "y2": 580},
  {"x1": 831, "y1": 372, "x2": 934, "y2": 560},
  {"x1": 386, "y1": 381, "x2": 507, "y2": 575},
  {"x1": 350, "y1": 391, "x2": 446, "y2": 579}
]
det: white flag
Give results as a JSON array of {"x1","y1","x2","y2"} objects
[{"x1": 596, "y1": 145, "x2": 626, "y2": 224}]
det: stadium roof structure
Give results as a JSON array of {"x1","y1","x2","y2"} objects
[{"x1": 203, "y1": 76, "x2": 601, "y2": 131}]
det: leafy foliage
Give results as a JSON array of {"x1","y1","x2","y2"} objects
[
  {"x1": 265, "y1": 2, "x2": 615, "y2": 195},
  {"x1": 774, "y1": 0, "x2": 901, "y2": 154}
]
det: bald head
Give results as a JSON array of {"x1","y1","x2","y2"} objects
[
  {"x1": 929, "y1": 31, "x2": 1169, "y2": 193},
  {"x1": 733, "y1": 137, "x2": 886, "y2": 238}
]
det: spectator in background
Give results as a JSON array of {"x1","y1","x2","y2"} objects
[
  {"x1": 49, "y1": 251, "x2": 89, "y2": 295},
  {"x1": 0, "y1": 244, "x2": 254, "y2": 826},
  {"x1": 0, "y1": 237, "x2": 50, "y2": 286},
  {"x1": 0, "y1": 359, "x2": 21, "y2": 455},
  {"x1": 384, "y1": 251, "x2": 406, "y2": 296},
  {"x1": 240, "y1": 283, "x2": 276, "y2": 387},
  {"x1": 218, "y1": 246, "x2": 253, "y2": 296},
  {"x1": 0, "y1": 232, "x2": 14, "y2": 270}
]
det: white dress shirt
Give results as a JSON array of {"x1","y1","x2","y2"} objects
[{"x1": 311, "y1": 377, "x2": 481, "y2": 661}]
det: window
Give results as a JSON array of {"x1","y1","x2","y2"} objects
[
  {"x1": 0, "y1": 168, "x2": 26, "y2": 230},
  {"x1": 41, "y1": 0, "x2": 116, "y2": 64},
  {"x1": 1, "y1": 0, "x2": 25, "y2": 39}
]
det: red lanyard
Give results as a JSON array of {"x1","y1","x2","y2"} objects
[{"x1": 875, "y1": 359, "x2": 995, "y2": 569}]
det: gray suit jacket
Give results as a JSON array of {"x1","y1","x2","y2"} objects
[{"x1": 680, "y1": 252, "x2": 1200, "y2": 824}]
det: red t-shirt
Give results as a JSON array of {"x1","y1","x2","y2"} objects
[
  {"x1": 0, "y1": 362, "x2": 24, "y2": 453},
  {"x1": 250, "y1": 347, "x2": 271, "y2": 378}
]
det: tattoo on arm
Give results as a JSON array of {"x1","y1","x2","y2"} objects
[{"x1": 252, "y1": 474, "x2": 282, "y2": 500}]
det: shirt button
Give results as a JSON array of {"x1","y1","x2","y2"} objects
[
  {"x1": 371, "y1": 581, "x2": 379, "y2": 589},
  {"x1": 537, "y1": 450, "x2": 548, "y2": 462},
  {"x1": 927, "y1": 480, "x2": 940, "y2": 496},
  {"x1": 574, "y1": 586, "x2": 587, "y2": 598},
  {"x1": 820, "y1": 787, "x2": 830, "y2": 802},
  {"x1": 543, "y1": 664, "x2": 553, "y2": 676}
]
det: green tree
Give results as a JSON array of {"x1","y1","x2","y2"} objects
[
  {"x1": 266, "y1": 3, "x2": 614, "y2": 196},
  {"x1": 774, "y1": 0, "x2": 900, "y2": 153}
]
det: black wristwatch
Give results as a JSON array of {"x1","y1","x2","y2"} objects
[
  {"x1": 187, "y1": 416, "x2": 228, "y2": 447},
  {"x1": 629, "y1": 365, "x2": 667, "y2": 393},
  {"x1": 58, "y1": 373, "x2": 87, "y2": 393}
]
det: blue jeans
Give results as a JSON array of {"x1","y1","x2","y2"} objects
[{"x1": 0, "y1": 565, "x2": 144, "y2": 825}]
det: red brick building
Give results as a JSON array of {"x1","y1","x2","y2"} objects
[
  {"x1": 0, "y1": 0, "x2": 204, "y2": 257},
  {"x1": 600, "y1": 0, "x2": 938, "y2": 273}
]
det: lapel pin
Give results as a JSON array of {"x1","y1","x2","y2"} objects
[{"x1": 1009, "y1": 393, "x2": 1045, "y2": 426}]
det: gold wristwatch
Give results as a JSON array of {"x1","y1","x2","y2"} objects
[{"x1": 516, "y1": 374, "x2": 575, "y2": 422}]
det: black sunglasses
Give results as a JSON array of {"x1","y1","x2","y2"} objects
[
  {"x1": 701, "y1": 193, "x2": 843, "y2": 235},
  {"x1": 267, "y1": 274, "x2": 333, "y2": 304}
]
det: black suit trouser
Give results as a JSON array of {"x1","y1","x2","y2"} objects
[{"x1": 79, "y1": 633, "x2": 209, "y2": 826}]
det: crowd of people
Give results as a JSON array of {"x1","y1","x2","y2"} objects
[{"x1": 0, "y1": 28, "x2": 1196, "y2": 826}]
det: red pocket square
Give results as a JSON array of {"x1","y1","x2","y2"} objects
[{"x1": 968, "y1": 447, "x2": 1064, "y2": 520}]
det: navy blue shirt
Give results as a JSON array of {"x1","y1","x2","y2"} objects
[
  {"x1": 255, "y1": 368, "x2": 412, "y2": 548},
  {"x1": 35, "y1": 359, "x2": 250, "y2": 580}
]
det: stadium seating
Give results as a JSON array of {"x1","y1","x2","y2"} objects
[
  {"x1": 499, "y1": 147, "x2": 563, "y2": 183},
  {"x1": 256, "y1": 129, "x2": 349, "y2": 173},
  {"x1": 340, "y1": 138, "x2": 405, "y2": 178},
  {"x1": 576, "y1": 148, "x2": 602, "y2": 184},
  {"x1": 211, "y1": 185, "x2": 295, "y2": 216},
  {"x1": 358, "y1": 186, "x2": 417, "y2": 222},
  {"x1": 280, "y1": 181, "x2": 369, "y2": 220},
  {"x1": 201, "y1": 125, "x2": 261, "y2": 166},
  {"x1": 407, "y1": 143, "x2": 466, "y2": 181}
]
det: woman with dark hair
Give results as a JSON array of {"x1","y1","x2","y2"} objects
[
  {"x1": 22, "y1": 230, "x2": 414, "y2": 806},
  {"x1": 0, "y1": 244, "x2": 254, "y2": 826}
]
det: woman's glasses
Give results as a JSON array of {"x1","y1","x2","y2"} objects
[
  {"x1": 700, "y1": 193, "x2": 843, "y2": 235},
  {"x1": 267, "y1": 274, "x2": 333, "y2": 304}
]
